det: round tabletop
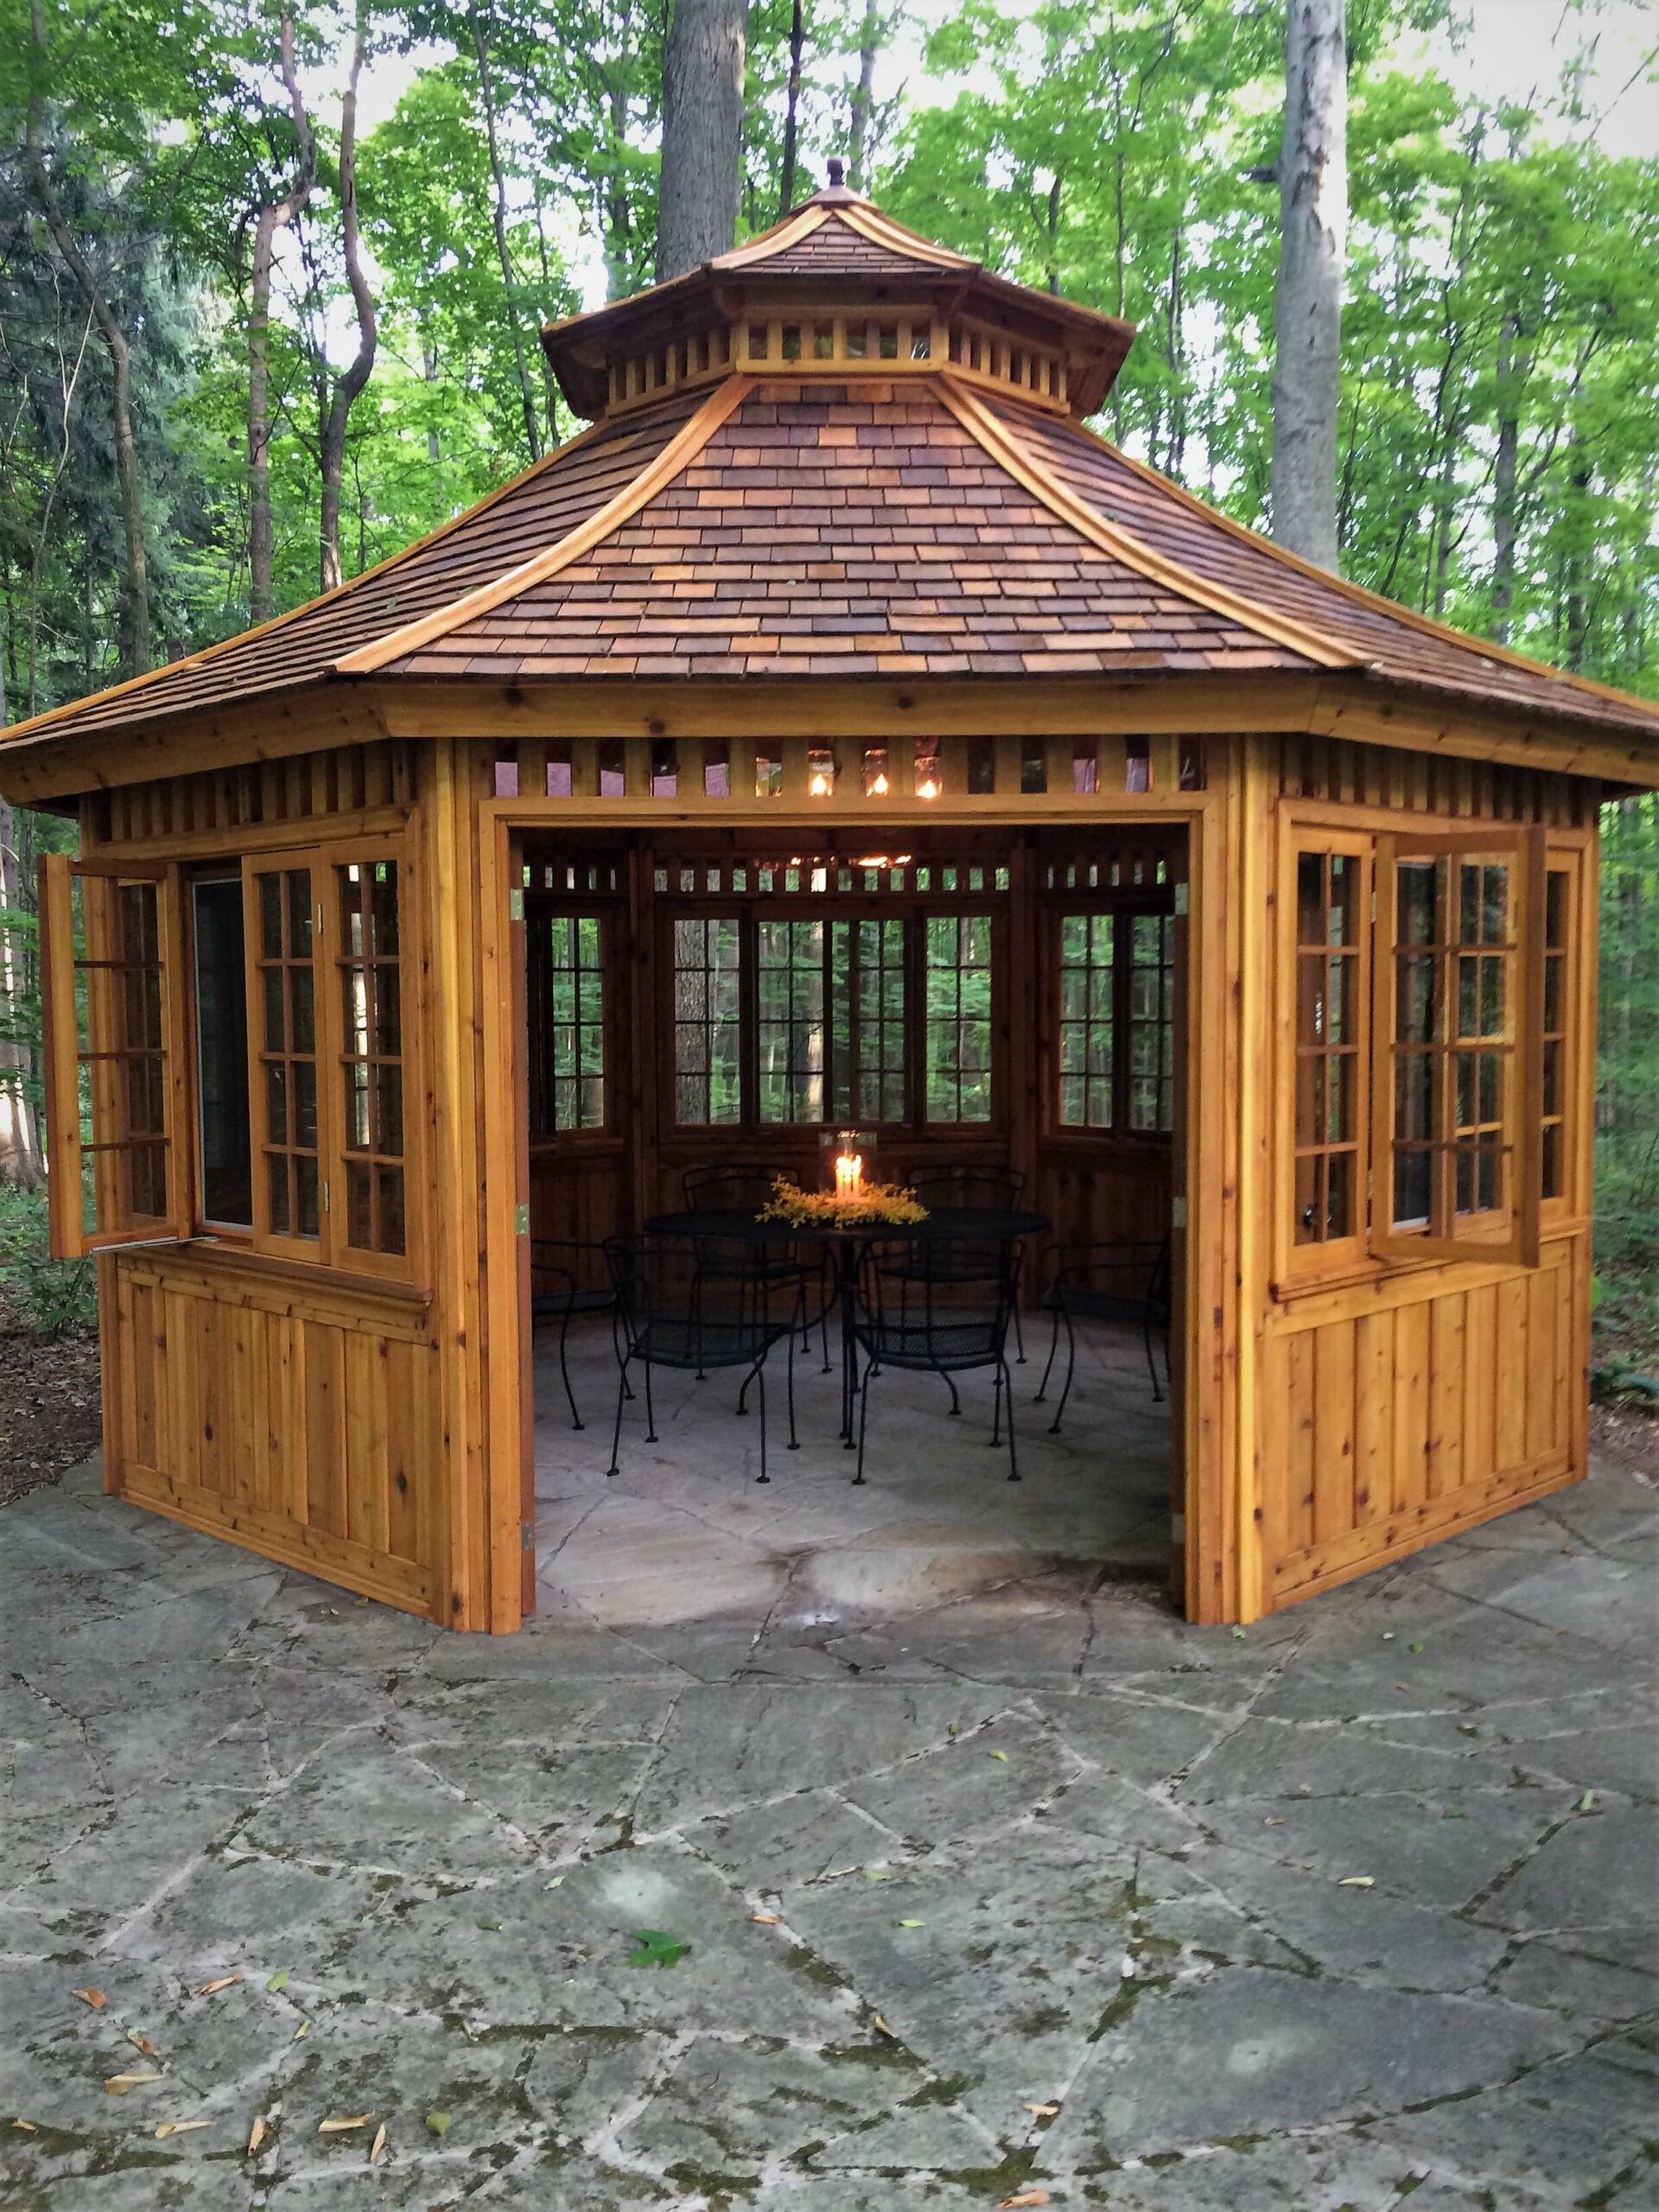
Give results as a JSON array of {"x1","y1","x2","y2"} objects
[{"x1": 642, "y1": 1205, "x2": 1050, "y2": 1245}]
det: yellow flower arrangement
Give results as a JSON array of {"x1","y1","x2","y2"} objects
[{"x1": 759, "y1": 1175, "x2": 929, "y2": 1229}]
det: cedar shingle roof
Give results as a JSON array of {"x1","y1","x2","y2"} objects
[
  {"x1": 999, "y1": 399, "x2": 1659, "y2": 741},
  {"x1": 376, "y1": 384, "x2": 1312, "y2": 683},
  {"x1": 2, "y1": 185, "x2": 1656, "y2": 766}
]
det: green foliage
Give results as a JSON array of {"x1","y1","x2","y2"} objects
[{"x1": 0, "y1": 1184, "x2": 95, "y2": 1338}]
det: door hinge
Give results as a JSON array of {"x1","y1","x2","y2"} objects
[
  {"x1": 514, "y1": 1202, "x2": 530, "y2": 1236},
  {"x1": 1171, "y1": 1196, "x2": 1186, "y2": 1229},
  {"x1": 508, "y1": 887, "x2": 524, "y2": 922},
  {"x1": 521, "y1": 1518, "x2": 534, "y2": 1553},
  {"x1": 1173, "y1": 882, "x2": 1189, "y2": 917}
]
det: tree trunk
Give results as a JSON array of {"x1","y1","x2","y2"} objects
[
  {"x1": 1491, "y1": 314, "x2": 1522, "y2": 643},
  {"x1": 1268, "y1": 0, "x2": 1347, "y2": 572},
  {"x1": 0, "y1": 607, "x2": 45, "y2": 1185},
  {"x1": 778, "y1": 0, "x2": 804, "y2": 217},
  {"x1": 848, "y1": 0, "x2": 880, "y2": 191},
  {"x1": 471, "y1": 10, "x2": 542, "y2": 461},
  {"x1": 23, "y1": 0, "x2": 151, "y2": 676},
  {"x1": 249, "y1": 11, "x2": 315, "y2": 626},
  {"x1": 657, "y1": 0, "x2": 749, "y2": 281},
  {"x1": 317, "y1": 0, "x2": 378, "y2": 594}
]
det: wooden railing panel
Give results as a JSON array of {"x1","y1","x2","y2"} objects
[
  {"x1": 1265, "y1": 1233, "x2": 1577, "y2": 1601},
  {"x1": 106, "y1": 1249, "x2": 442, "y2": 1616}
]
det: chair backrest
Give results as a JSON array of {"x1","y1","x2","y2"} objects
[
  {"x1": 1046, "y1": 1236, "x2": 1170, "y2": 1321},
  {"x1": 908, "y1": 1166, "x2": 1026, "y2": 1214},
  {"x1": 605, "y1": 1233, "x2": 787, "y2": 1357},
  {"x1": 682, "y1": 1166, "x2": 780, "y2": 1215},
  {"x1": 530, "y1": 1236, "x2": 607, "y2": 1296},
  {"x1": 860, "y1": 1234, "x2": 1020, "y2": 1353}
]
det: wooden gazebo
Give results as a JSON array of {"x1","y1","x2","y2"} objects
[{"x1": 3, "y1": 177, "x2": 1656, "y2": 1632}]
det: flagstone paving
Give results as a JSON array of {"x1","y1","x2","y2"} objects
[{"x1": 1, "y1": 1332, "x2": 1655, "y2": 2210}]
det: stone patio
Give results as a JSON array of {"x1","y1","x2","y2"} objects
[{"x1": 2, "y1": 1319, "x2": 1655, "y2": 2210}]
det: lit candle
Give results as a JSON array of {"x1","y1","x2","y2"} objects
[
  {"x1": 834, "y1": 1150, "x2": 863, "y2": 1201},
  {"x1": 809, "y1": 770, "x2": 831, "y2": 797},
  {"x1": 869, "y1": 772, "x2": 889, "y2": 795}
]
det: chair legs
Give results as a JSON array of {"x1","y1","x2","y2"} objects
[
  {"x1": 605, "y1": 1354, "x2": 630, "y2": 1478},
  {"x1": 557, "y1": 1311, "x2": 583, "y2": 1431},
  {"x1": 1144, "y1": 1309, "x2": 1165, "y2": 1403},
  {"x1": 1033, "y1": 1304, "x2": 1062, "y2": 1403},
  {"x1": 1046, "y1": 1307, "x2": 1078, "y2": 1436}
]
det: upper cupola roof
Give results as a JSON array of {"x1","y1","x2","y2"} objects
[{"x1": 541, "y1": 175, "x2": 1136, "y2": 423}]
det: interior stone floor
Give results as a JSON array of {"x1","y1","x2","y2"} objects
[
  {"x1": 1, "y1": 1317, "x2": 1655, "y2": 2210},
  {"x1": 531, "y1": 1314, "x2": 1174, "y2": 1632}
]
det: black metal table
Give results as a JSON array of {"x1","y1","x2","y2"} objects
[{"x1": 642, "y1": 1205, "x2": 1049, "y2": 1446}]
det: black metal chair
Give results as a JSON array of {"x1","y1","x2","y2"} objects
[
  {"x1": 603, "y1": 1234, "x2": 798, "y2": 1484},
  {"x1": 1033, "y1": 1234, "x2": 1172, "y2": 1434},
  {"x1": 530, "y1": 1237, "x2": 627, "y2": 1432},
  {"x1": 682, "y1": 1164, "x2": 830, "y2": 1375},
  {"x1": 851, "y1": 1235, "x2": 1023, "y2": 1485},
  {"x1": 900, "y1": 1167, "x2": 1028, "y2": 1363}
]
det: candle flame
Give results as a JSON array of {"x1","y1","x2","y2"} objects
[{"x1": 869, "y1": 772, "x2": 889, "y2": 795}]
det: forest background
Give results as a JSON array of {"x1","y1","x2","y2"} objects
[{"x1": 0, "y1": 0, "x2": 1654, "y2": 1419}]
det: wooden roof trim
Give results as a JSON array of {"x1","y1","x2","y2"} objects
[
  {"x1": 836, "y1": 203, "x2": 979, "y2": 270},
  {"x1": 1050, "y1": 403, "x2": 1659, "y2": 728},
  {"x1": 0, "y1": 412, "x2": 614, "y2": 751},
  {"x1": 936, "y1": 376, "x2": 1353, "y2": 672},
  {"x1": 335, "y1": 378, "x2": 755, "y2": 676},
  {"x1": 709, "y1": 206, "x2": 830, "y2": 269}
]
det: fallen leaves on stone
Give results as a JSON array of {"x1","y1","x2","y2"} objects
[
  {"x1": 319, "y1": 2114, "x2": 371, "y2": 2133},
  {"x1": 370, "y1": 2122, "x2": 388, "y2": 2163},
  {"x1": 105, "y1": 2071, "x2": 164, "y2": 2095},
  {"x1": 625, "y1": 1929, "x2": 690, "y2": 1969},
  {"x1": 70, "y1": 1988, "x2": 106, "y2": 2010},
  {"x1": 247, "y1": 2114, "x2": 268, "y2": 2156},
  {"x1": 999, "y1": 2191, "x2": 1048, "y2": 2208},
  {"x1": 750, "y1": 1911, "x2": 780, "y2": 1924},
  {"x1": 873, "y1": 2014, "x2": 895, "y2": 2037},
  {"x1": 1579, "y1": 1789, "x2": 1596, "y2": 1813},
  {"x1": 1337, "y1": 1875, "x2": 1375, "y2": 1889},
  {"x1": 265, "y1": 1970, "x2": 289, "y2": 1993},
  {"x1": 1024, "y1": 2101, "x2": 1060, "y2": 2119},
  {"x1": 988, "y1": 1749, "x2": 1009, "y2": 1763},
  {"x1": 194, "y1": 1974, "x2": 242, "y2": 1997},
  {"x1": 154, "y1": 2119, "x2": 214, "y2": 2139},
  {"x1": 426, "y1": 2110, "x2": 452, "y2": 2138},
  {"x1": 125, "y1": 2031, "x2": 158, "y2": 2057},
  {"x1": 896, "y1": 1918, "x2": 924, "y2": 1929}
]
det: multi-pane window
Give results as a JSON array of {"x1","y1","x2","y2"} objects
[
  {"x1": 1127, "y1": 913, "x2": 1176, "y2": 1133},
  {"x1": 41, "y1": 861, "x2": 183, "y2": 1254},
  {"x1": 1541, "y1": 869, "x2": 1569, "y2": 1202},
  {"x1": 532, "y1": 914, "x2": 607, "y2": 1134},
  {"x1": 253, "y1": 865, "x2": 321, "y2": 1243},
  {"x1": 1293, "y1": 853, "x2": 1363, "y2": 1243},
  {"x1": 925, "y1": 913, "x2": 994, "y2": 1123},
  {"x1": 1282, "y1": 825, "x2": 1548, "y2": 1276},
  {"x1": 667, "y1": 898, "x2": 991, "y2": 1132},
  {"x1": 191, "y1": 874, "x2": 252, "y2": 1228},
  {"x1": 335, "y1": 860, "x2": 405, "y2": 1258},
  {"x1": 1386, "y1": 854, "x2": 1516, "y2": 1233},
  {"x1": 837, "y1": 918, "x2": 906, "y2": 1124},
  {"x1": 673, "y1": 917, "x2": 741, "y2": 1124},
  {"x1": 756, "y1": 918, "x2": 826, "y2": 1122},
  {"x1": 1058, "y1": 912, "x2": 1114, "y2": 1128}
]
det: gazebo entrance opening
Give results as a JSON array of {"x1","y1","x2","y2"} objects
[{"x1": 514, "y1": 817, "x2": 1186, "y2": 1621}]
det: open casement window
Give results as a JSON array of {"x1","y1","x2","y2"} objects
[
  {"x1": 245, "y1": 839, "x2": 415, "y2": 1277},
  {"x1": 40, "y1": 856, "x2": 191, "y2": 1259},
  {"x1": 1371, "y1": 828, "x2": 1546, "y2": 1270}
]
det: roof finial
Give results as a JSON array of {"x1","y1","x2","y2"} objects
[{"x1": 827, "y1": 156, "x2": 845, "y2": 188}]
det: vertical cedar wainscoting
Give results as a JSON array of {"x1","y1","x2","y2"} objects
[
  {"x1": 103, "y1": 1248, "x2": 443, "y2": 1615},
  {"x1": 1252, "y1": 733, "x2": 1595, "y2": 1608}
]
